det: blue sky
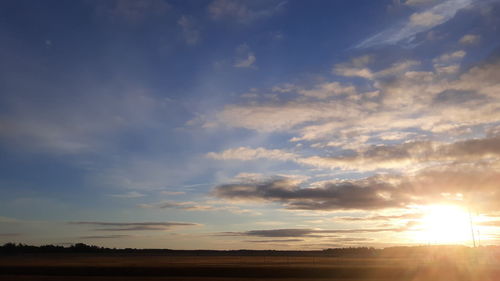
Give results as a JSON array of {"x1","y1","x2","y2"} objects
[{"x1": 1, "y1": 0, "x2": 500, "y2": 249}]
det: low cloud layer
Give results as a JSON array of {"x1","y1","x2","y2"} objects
[
  {"x1": 70, "y1": 221, "x2": 200, "y2": 231},
  {"x1": 78, "y1": 234, "x2": 131, "y2": 239},
  {"x1": 214, "y1": 161, "x2": 500, "y2": 212},
  {"x1": 220, "y1": 226, "x2": 410, "y2": 238}
]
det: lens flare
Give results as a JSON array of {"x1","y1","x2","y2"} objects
[{"x1": 413, "y1": 205, "x2": 472, "y2": 245}]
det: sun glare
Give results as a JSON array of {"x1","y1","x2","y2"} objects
[{"x1": 415, "y1": 205, "x2": 473, "y2": 245}]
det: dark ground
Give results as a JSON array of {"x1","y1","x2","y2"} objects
[{"x1": 1, "y1": 253, "x2": 500, "y2": 281}]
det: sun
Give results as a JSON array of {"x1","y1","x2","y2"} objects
[{"x1": 413, "y1": 205, "x2": 473, "y2": 245}]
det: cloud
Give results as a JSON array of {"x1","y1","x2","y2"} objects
[
  {"x1": 209, "y1": 99, "x2": 359, "y2": 132},
  {"x1": 338, "y1": 213, "x2": 423, "y2": 221},
  {"x1": 460, "y1": 34, "x2": 480, "y2": 45},
  {"x1": 334, "y1": 58, "x2": 420, "y2": 80},
  {"x1": 178, "y1": 15, "x2": 200, "y2": 45},
  {"x1": 244, "y1": 239, "x2": 304, "y2": 243},
  {"x1": 138, "y1": 200, "x2": 260, "y2": 215},
  {"x1": 209, "y1": 135, "x2": 500, "y2": 172},
  {"x1": 214, "y1": 161, "x2": 500, "y2": 212},
  {"x1": 432, "y1": 50, "x2": 466, "y2": 63},
  {"x1": 297, "y1": 135, "x2": 500, "y2": 171},
  {"x1": 94, "y1": 0, "x2": 170, "y2": 23},
  {"x1": 208, "y1": 0, "x2": 286, "y2": 24},
  {"x1": 404, "y1": 0, "x2": 438, "y2": 6},
  {"x1": 234, "y1": 44, "x2": 256, "y2": 68},
  {"x1": 69, "y1": 221, "x2": 200, "y2": 231},
  {"x1": 333, "y1": 55, "x2": 374, "y2": 79},
  {"x1": 409, "y1": 11, "x2": 445, "y2": 27},
  {"x1": 213, "y1": 177, "x2": 403, "y2": 211},
  {"x1": 79, "y1": 235, "x2": 131, "y2": 239},
  {"x1": 205, "y1": 54, "x2": 500, "y2": 149},
  {"x1": 109, "y1": 191, "x2": 146, "y2": 198},
  {"x1": 207, "y1": 147, "x2": 297, "y2": 161},
  {"x1": 138, "y1": 201, "x2": 216, "y2": 211},
  {"x1": 220, "y1": 226, "x2": 408, "y2": 238},
  {"x1": 298, "y1": 82, "x2": 356, "y2": 99},
  {"x1": 357, "y1": 0, "x2": 475, "y2": 48},
  {"x1": 160, "y1": 191, "x2": 186, "y2": 195}
]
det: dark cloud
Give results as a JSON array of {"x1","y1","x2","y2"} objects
[
  {"x1": 220, "y1": 226, "x2": 408, "y2": 238},
  {"x1": 244, "y1": 239, "x2": 304, "y2": 243},
  {"x1": 440, "y1": 135, "x2": 500, "y2": 159},
  {"x1": 214, "y1": 161, "x2": 500, "y2": 212},
  {"x1": 70, "y1": 221, "x2": 199, "y2": 231},
  {"x1": 213, "y1": 177, "x2": 405, "y2": 211},
  {"x1": 338, "y1": 213, "x2": 423, "y2": 221},
  {"x1": 433, "y1": 90, "x2": 484, "y2": 105},
  {"x1": 78, "y1": 235, "x2": 130, "y2": 239},
  {"x1": 327, "y1": 237, "x2": 374, "y2": 242}
]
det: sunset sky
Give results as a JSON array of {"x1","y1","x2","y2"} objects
[{"x1": 1, "y1": 0, "x2": 500, "y2": 250}]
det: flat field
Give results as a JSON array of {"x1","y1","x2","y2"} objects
[{"x1": 1, "y1": 254, "x2": 499, "y2": 281}]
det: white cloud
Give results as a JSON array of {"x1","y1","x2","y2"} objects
[
  {"x1": 334, "y1": 58, "x2": 420, "y2": 80},
  {"x1": 404, "y1": 0, "x2": 438, "y2": 6},
  {"x1": 234, "y1": 53, "x2": 256, "y2": 68},
  {"x1": 207, "y1": 147, "x2": 297, "y2": 161},
  {"x1": 409, "y1": 11, "x2": 445, "y2": 27},
  {"x1": 202, "y1": 49, "x2": 500, "y2": 155},
  {"x1": 434, "y1": 64, "x2": 460, "y2": 74},
  {"x1": 234, "y1": 44, "x2": 256, "y2": 68},
  {"x1": 459, "y1": 34, "x2": 480, "y2": 45},
  {"x1": 333, "y1": 55, "x2": 374, "y2": 79},
  {"x1": 298, "y1": 82, "x2": 356, "y2": 99},
  {"x1": 357, "y1": 0, "x2": 475, "y2": 48},
  {"x1": 433, "y1": 50, "x2": 466, "y2": 63}
]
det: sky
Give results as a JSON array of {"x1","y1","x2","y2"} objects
[{"x1": 1, "y1": 0, "x2": 500, "y2": 250}]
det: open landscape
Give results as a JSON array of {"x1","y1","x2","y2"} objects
[{"x1": 2, "y1": 245, "x2": 500, "y2": 281}]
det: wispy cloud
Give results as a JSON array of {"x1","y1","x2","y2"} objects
[
  {"x1": 220, "y1": 226, "x2": 410, "y2": 238},
  {"x1": 69, "y1": 221, "x2": 200, "y2": 231},
  {"x1": 138, "y1": 200, "x2": 260, "y2": 215},
  {"x1": 357, "y1": 0, "x2": 475, "y2": 48},
  {"x1": 208, "y1": 0, "x2": 286, "y2": 24},
  {"x1": 234, "y1": 44, "x2": 257, "y2": 68},
  {"x1": 109, "y1": 191, "x2": 146, "y2": 198},
  {"x1": 138, "y1": 201, "x2": 215, "y2": 211},
  {"x1": 244, "y1": 239, "x2": 304, "y2": 243},
  {"x1": 78, "y1": 234, "x2": 131, "y2": 239},
  {"x1": 207, "y1": 147, "x2": 297, "y2": 161},
  {"x1": 459, "y1": 33, "x2": 480, "y2": 45},
  {"x1": 178, "y1": 15, "x2": 200, "y2": 45},
  {"x1": 94, "y1": 0, "x2": 170, "y2": 23}
]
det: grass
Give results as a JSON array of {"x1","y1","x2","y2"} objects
[{"x1": 1, "y1": 253, "x2": 499, "y2": 280}]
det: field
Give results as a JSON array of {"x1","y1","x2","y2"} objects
[{"x1": 1, "y1": 253, "x2": 500, "y2": 281}]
